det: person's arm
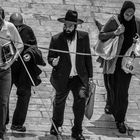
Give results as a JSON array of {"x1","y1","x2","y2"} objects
[
  {"x1": 28, "y1": 27, "x2": 37, "y2": 45},
  {"x1": 47, "y1": 36, "x2": 59, "y2": 67},
  {"x1": 98, "y1": 17, "x2": 118, "y2": 41},
  {"x1": 10, "y1": 22, "x2": 23, "y2": 56},
  {"x1": 1, "y1": 23, "x2": 23, "y2": 70},
  {"x1": 11, "y1": 23, "x2": 23, "y2": 61}
]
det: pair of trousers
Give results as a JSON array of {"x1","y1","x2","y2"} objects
[
  {"x1": 12, "y1": 87, "x2": 31, "y2": 126},
  {"x1": 6, "y1": 87, "x2": 31, "y2": 126},
  {"x1": 0, "y1": 68, "x2": 11, "y2": 136},
  {"x1": 104, "y1": 74, "x2": 111, "y2": 106},
  {"x1": 52, "y1": 76, "x2": 87, "y2": 133},
  {"x1": 107, "y1": 68, "x2": 132, "y2": 122}
]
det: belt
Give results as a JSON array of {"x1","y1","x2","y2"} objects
[{"x1": 69, "y1": 75, "x2": 78, "y2": 79}]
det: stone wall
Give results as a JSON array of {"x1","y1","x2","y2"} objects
[{"x1": 1, "y1": 0, "x2": 140, "y2": 96}]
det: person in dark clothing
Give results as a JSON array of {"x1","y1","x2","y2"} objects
[
  {"x1": 98, "y1": 1, "x2": 140, "y2": 133},
  {"x1": 48, "y1": 10, "x2": 93, "y2": 140},
  {"x1": 6, "y1": 12, "x2": 46, "y2": 132}
]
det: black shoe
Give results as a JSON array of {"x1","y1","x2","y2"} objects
[
  {"x1": 104, "y1": 105, "x2": 112, "y2": 114},
  {"x1": 116, "y1": 122, "x2": 126, "y2": 134},
  {"x1": 11, "y1": 125, "x2": 26, "y2": 132},
  {"x1": 71, "y1": 132, "x2": 85, "y2": 140},
  {"x1": 50, "y1": 125, "x2": 60, "y2": 136}
]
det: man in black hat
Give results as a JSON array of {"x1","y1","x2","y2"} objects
[{"x1": 48, "y1": 10, "x2": 93, "y2": 140}]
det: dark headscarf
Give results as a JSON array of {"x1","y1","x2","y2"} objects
[
  {"x1": 118, "y1": 1, "x2": 135, "y2": 24},
  {"x1": 118, "y1": 1, "x2": 137, "y2": 55},
  {"x1": 0, "y1": 7, "x2": 5, "y2": 19}
]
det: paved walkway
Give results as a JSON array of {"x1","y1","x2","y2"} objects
[{"x1": 4, "y1": 69, "x2": 140, "y2": 140}]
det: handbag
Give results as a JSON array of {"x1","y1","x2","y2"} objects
[
  {"x1": 122, "y1": 34, "x2": 140, "y2": 78},
  {"x1": 85, "y1": 82, "x2": 96, "y2": 120},
  {"x1": 95, "y1": 15, "x2": 120, "y2": 60}
]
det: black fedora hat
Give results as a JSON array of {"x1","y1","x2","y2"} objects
[{"x1": 57, "y1": 10, "x2": 84, "y2": 24}]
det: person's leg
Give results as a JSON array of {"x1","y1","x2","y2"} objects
[
  {"x1": 5, "y1": 99, "x2": 9, "y2": 126},
  {"x1": 104, "y1": 74, "x2": 112, "y2": 114},
  {"x1": 0, "y1": 69, "x2": 11, "y2": 139},
  {"x1": 113, "y1": 69, "x2": 131, "y2": 133},
  {"x1": 111, "y1": 67, "x2": 131, "y2": 133},
  {"x1": 50, "y1": 89, "x2": 69, "y2": 136},
  {"x1": 5, "y1": 83, "x2": 14, "y2": 126},
  {"x1": 6, "y1": 65, "x2": 19, "y2": 126},
  {"x1": 11, "y1": 87, "x2": 31, "y2": 132},
  {"x1": 70, "y1": 76, "x2": 86, "y2": 140}
]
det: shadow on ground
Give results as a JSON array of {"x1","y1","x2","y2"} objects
[
  {"x1": 85, "y1": 114, "x2": 136, "y2": 139},
  {"x1": 6, "y1": 132, "x2": 37, "y2": 138},
  {"x1": 5, "y1": 132, "x2": 79, "y2": 140}
]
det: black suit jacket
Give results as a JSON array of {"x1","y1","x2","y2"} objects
[{"x1": 48, "y1": 30, "x2": 93, "y2": 92}]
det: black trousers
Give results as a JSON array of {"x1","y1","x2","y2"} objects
[
  {"x1": 52, "y1": 76, "x2": 87, "y2": 133},
  {"x1": 6, "y1": 86, "x2": 31, "y2": 126},
  {"x1": 104, "y1": 74, "x2": 112, "y2": 106},
  {"x1": 12, "y1": 87, "x2": 31, "y2": 126},
  {"x1": 107, "y1": 67, "x2": 132, "y2": 122}
]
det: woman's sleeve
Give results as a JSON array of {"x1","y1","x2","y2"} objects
[{"x1": 99, "y1": 16, "x2": 118, "y2": 41}]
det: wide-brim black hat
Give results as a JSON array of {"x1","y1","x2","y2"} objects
[{"x1": 57, "y1": 10, "x2": 84, "y2": 25}]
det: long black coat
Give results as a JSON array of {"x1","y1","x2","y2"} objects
[{"x1": 48, "y1": 30, "x2": 93, "y2": 92}]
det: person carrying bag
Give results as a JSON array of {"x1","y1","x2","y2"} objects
[{"x1": 95, "y1": 15, "x2": 121, "y2": 60}]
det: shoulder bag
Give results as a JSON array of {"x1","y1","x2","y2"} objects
[{"x1": 95, "y1": 15, "x2": 120, "y2": 60}]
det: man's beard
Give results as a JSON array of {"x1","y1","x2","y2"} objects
[{"x1": 63, "y1": 28, "x2": 76, "y2": 41}]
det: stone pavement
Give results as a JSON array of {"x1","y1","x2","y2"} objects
[
  {"x1": 4, "y1": 65, "x2": 140, "y2": 140},
  {"x1": 1, "y1": 0, "x2": 140, "y2": 139}
]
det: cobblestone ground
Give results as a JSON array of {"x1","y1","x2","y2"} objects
[
  {"x1": 1, "y1": 0, "x2": 140, "y2": 139},
  {"x1": 3, "y1": 65, "x2": 140, "y2": 140}
]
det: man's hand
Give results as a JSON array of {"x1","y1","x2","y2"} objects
[{"x1": 52, "y1": 56, "x2": 60, "y2": 66}]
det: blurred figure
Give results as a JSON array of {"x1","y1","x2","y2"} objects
[
  {"x1": 7, "y1": 12, "x2": 45, "y2": 132},
  {"x1": 0, "y1": 7, "x2": 23, "y2": 140},
  {"x1": 48, "y1": 10, "x2": 93, "y2": 140}
]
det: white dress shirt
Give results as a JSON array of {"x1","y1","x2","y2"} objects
[{"x1": 67, "y1": 32, "x2": 78, "y2": 77}]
